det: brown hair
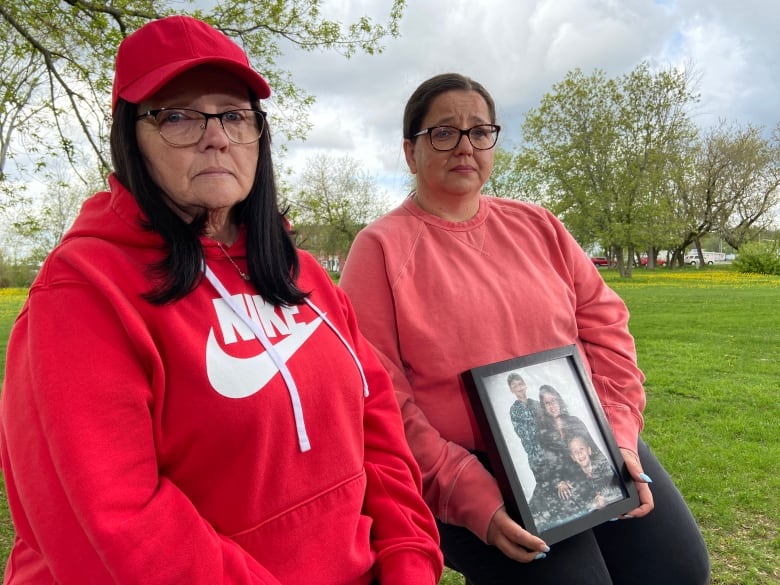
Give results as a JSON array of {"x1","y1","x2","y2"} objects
[
  {"x1": 507, "y1": 373, "x2": 525, "y2": 387},
  {"x1": 402, "y1": 73, "x2": 497, "y2": 140}
]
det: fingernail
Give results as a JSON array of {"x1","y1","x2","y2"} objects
[
  {"x1": 534, "y1": 552, "x2": 547, "y2": 560},
  {"x1": 639, "y1": 473, "x2": 653, "y2": 483},
  {"x1": 609, "y1": 517, "x2": 619, "y2": 521},
  {"x1": 622, "y1": 513, "x2": 634, "y2": 519},
  {"x1": 542, "y1": 545, "x2": 550, "y2": 553}
]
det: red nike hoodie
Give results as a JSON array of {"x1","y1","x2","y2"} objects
[{"x1": 0, "y1": 175, "x2": 442, "y2": 584}]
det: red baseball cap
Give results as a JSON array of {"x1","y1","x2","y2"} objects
[{"x1": 112, "y1": 15, "x2": 271, "y2": 112}]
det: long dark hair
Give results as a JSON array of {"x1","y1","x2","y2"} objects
[
  {"x1": 111, "y1": 98, "x2": 306, "y2": 305},
  {"x1": 402, "y1": 73, "x2": 497, "y2": 140},
  {"x1": 539, "y1": 385, "x2": 570, "y2": 420}
]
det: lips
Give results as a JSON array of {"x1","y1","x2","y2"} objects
[{"x1": 198, "y1": 167, "x2": 233, "y2": 176}]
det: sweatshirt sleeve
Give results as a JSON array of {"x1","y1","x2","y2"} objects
[
  {"x1": 324, "y1": 284, "x2": 443, "y2": 584},
  {"x1": 550, "y1": 212, "x2": 646, "y2": 453},
  {"x1": 341, "y1": 230, "x2": 504, "y2": 542},
  {"x1": 1, "y1": 281, "x2": 280, "y2": 585}
]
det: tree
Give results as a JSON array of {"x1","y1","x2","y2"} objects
[
  {"x1": 668, "y1": 121, "x2": 780, "y2": 266},
  {"x1": 4, "y1": 160, "x2": 101, "y2": 268},
  {"x1": 287, "y1": 153, "x2": 390, "y2": 264},
  {"x1": 0, "y1": 16, "x2": 49, "y2": 189},
  {"x1": 0, "y1": 0, "x2": 406, "y2": 175},
  {"x1": 484, "y1": 147, "x2": 549, "y2": 207},
  {"x1": 717, "y1": 122, "x2": 780, "y2": 250},
  {"x1": 518, "y1": 63, "x2": 699, "y2": 276}
]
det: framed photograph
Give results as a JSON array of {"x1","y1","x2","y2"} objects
[{"x1": 461, "y1": 344, "x2": 639, "y2": 545}]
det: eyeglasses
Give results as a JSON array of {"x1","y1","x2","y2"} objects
[
  {"x1": 413, "y1": 124, "x2": 500, "y2": 151},
  {"x1": 135, "y1": 108, "x2": 265, "y2": 146}
]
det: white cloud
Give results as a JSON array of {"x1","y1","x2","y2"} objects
[{"x1": 270, "y1": 0, "x2": 780, "y2": 201}]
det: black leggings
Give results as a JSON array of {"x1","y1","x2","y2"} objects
[{"x1": 438, "y1": 440, "x2": 710, "y2": 585}]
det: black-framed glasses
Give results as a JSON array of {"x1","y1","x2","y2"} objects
[
  {"x1": 135, "y1": 108, "x2": 265, "y2": 146},
  {"x1": 413, "y1": 124, "x2": 501, "y2": 151}
]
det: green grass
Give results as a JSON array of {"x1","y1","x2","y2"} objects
[
  {"x1": 604, "y1": 268, "x2": 780, "y2": 585},
  {"x1": 1, "y1": 268, "x2": 779, "y2": 583},
  {"x1": 0, "y1": 288, "x2": 27, "y2": 564}
]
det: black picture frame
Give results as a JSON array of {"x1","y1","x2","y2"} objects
[{"x1": 461, "y1": 344, "x2": 639, "y2": 545}]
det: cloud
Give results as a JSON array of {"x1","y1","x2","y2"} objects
[{"x1": 271, "y1": 0, "x2": 779, "y2": 201}]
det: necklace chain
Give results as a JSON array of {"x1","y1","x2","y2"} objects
[{"x1": 214, "y1": 242, "x2": 250, "y2": 281}]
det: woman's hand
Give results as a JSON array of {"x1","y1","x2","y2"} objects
[
  {"x1": 620, "y1": 447, "x2": 654, "y2": 518},
  {"x1": 486, "y1": 506, "x2": 550, "y2": 562}
]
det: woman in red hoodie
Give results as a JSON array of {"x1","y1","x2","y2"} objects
[{"x1": 0, "y1": 16, "x2": 442, "y2": 585}]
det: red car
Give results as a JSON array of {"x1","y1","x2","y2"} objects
[{"x1": 590, "y1": 256, "x2": 609, "y2": 267}]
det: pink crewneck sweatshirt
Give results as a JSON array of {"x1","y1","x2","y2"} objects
[{"x1": 340, "y1": 196, "x2": 645, "y2": 542}]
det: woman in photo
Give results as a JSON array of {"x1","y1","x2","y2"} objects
[{"x1": 528, "y1": 385, "x2": 603, "y2": 530}]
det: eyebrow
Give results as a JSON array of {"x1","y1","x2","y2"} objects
[{"x1": 427, "y1": 115, "x2": 491, "y2": 127}]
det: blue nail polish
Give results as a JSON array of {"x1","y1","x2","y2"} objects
[
  {"x1": 534, "y1": 552, "x2": 547, "y2": 560},
  {"x1": 639, "y1": 473, "x2": 653, "y2": 483},
  {"x1": 542, "y1": 545, "x2": 551, "y2": 553}
]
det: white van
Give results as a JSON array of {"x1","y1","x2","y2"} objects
[{"x1": 685, "y1": 252, "x2": 725, "y2": 265}]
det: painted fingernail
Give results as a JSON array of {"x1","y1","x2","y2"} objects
[
  {"x1": 535, "y1": 552, "x2": 547, "y2": 560},
  {"x1": 639, "y1": 473, "x2": 653, "y2": 483},
  {"x1": 542, "y1": 545, "x2": 551, "y2": 552},
  {"x1": 609, "y1": 517, "x2": 619, "y2": 521},
  {"x1": 622, "y1": 513, "x2": 634, "y2": 519}
]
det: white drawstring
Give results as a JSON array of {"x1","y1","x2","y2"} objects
[
  {"x1": 204, "y1": 265, "x2": 311, "y2": 452},
  {"x1": 203, "y1": 265, "x2": 371, "y2": 452},
  {"x1": 304, "y1": 298, "x2": 369, "y2": 397}
]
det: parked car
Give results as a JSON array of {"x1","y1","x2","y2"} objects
[
  {"x1": 640, "y1": 256, "x2": 666, "y2": 266},
  {"x1": 590, "y1": 256, "x2": 609, "y2": 267},
  {"x1": 685, "y1": 251, "x2": 726, "y2": 265}
]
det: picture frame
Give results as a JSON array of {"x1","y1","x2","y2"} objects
[{"x1": 461, "y1": 344, "x2": 639, "y2": 545}]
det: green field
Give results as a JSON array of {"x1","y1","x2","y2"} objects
[{"x1": 1, "y1": 267, "x2": 779, "y2": 584}]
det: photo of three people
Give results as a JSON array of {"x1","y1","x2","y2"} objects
[
  {"x1": 480, "y1": 353, "x2": 627, "y2": 533},
  {"x1": 506, "y1": 372, "x2": 624, "y2": 530}
]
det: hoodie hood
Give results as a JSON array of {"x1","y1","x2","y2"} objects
[{"x1": 62, "y1": 174, "x2": 163, "y2": 251}]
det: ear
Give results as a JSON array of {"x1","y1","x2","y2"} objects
[{"x1": 403, "y1": 138, "x2": 418, "y2": 174}]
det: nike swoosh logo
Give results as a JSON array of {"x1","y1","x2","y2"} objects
[{"x1": 206, "y1": 316, "x2": 323, "y2": 398}]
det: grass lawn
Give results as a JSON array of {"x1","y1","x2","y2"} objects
[
  {"x1": 605, "y1": 267, "x2": 780, "y2": 585},
  {"x1": 0, "y1": 266, "x2": 778, "y2": 583}
]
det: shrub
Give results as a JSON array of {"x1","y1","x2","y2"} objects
[{"x1": 733, "y1": 241, "x2": 780, "y2": 275}]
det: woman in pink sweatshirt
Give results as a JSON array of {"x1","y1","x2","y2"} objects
[
  {"x1": 0, "y1": 16, "x2": 442, "y2": 585},
  {"x1": 340, "y1": 73, "x2": 709, "y2": 585}
]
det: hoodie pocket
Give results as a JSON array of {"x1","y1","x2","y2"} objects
[{"x1": 229, "y1": 471, "x2": 375, "y2": 585}]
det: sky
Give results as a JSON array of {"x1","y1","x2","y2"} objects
[{"x1": 268, "y1": 0, "x2": 780, "y2": 203}]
